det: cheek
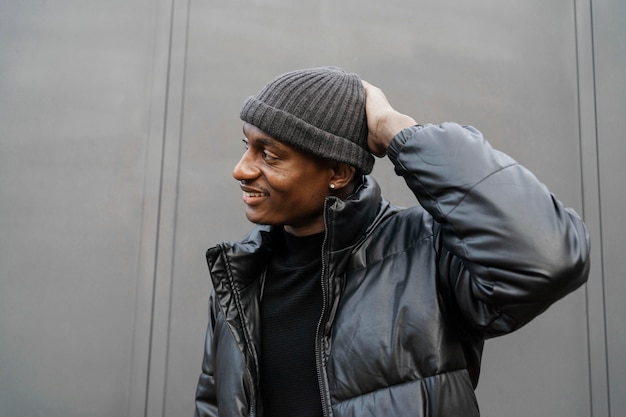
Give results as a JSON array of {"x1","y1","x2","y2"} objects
[
  {"x1": 296, "y1": 181, "x2": 330, "y2": 208},
  {"x1": 268, "y1": 162, "x2": 330, "y2": 202}
]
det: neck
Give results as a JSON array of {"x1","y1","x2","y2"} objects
[
  {"x1": 284, "y1": 222, "x2": 325, "y2": 237},
  {"x1": 283, "y1": 177, "x2": 361, "y2": 236},
  {"x1": 330, "y1": 184, "x2": 355, "y2": 200}
]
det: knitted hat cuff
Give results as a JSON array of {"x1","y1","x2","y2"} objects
[{"x1": 241, "y1": 96, "x2": 375, "y2": 174}]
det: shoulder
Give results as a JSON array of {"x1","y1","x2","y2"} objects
[{"x1": 349, "y1": 202, "x2": 436, "y2": 270}]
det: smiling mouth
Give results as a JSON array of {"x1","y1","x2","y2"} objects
[
  {"x1": 240, "y1": 183, "x2": 269, "y2": 197},
  {"x1": 243, "y1": 191, "x2": 267, "y2": 198},
  {"x1": 241, "y1": 187, "x2": 269, "y2": 205}
]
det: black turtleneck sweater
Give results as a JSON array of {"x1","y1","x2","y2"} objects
[{"x1": 260, "y1": 229, "x2": 324, "y2": 417}]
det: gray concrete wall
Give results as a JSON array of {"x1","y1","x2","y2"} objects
[{"x1": 0, "y1": 0, "x2": 623, "y2": 416}]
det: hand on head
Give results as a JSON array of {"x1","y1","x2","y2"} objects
[{"x1": 362, "y1": 80, "x2": 417, "y2": 157}]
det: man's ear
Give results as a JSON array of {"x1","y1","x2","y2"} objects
[{"x1": 330, "y1": 162, "x2": 356, "y2": 192}]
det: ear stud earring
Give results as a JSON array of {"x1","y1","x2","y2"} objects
[{"x1": 329, "y1": 184, "x2": 336, "y2": 189}]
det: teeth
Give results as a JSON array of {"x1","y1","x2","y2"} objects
[{"x1": 245, "y1": 192, "x2": 265, "y2": 197}]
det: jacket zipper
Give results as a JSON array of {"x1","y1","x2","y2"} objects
[{"x1": 315, "y1": 202, "x2": 333, "y2": 417}]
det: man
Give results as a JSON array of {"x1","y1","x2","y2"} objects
[{"x1": 194, "y1": 66, "x2": 590, "y2": 416}]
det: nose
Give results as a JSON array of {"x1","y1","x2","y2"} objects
[{"x1": 232, "y1": 149, "x2": 259, "y2": 181}]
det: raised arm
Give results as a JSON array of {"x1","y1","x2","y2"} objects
[{"x1": 362, "y1": 81, "x2": 590, "y2": 338}]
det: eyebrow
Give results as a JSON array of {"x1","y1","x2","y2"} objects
[
  {"x1": 256, "y1": 137, "x2": 281, "y2": 148},
  {"x1": 243, "y1": 130, "x2": 283, "y2": 150},
  {"x1": 242, "y1": 122, "x2": 288, "y2": 149}
]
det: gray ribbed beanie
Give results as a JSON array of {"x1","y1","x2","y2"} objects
[{"x1": 240, "y1": 66, "x2": 374, "y2": 174}]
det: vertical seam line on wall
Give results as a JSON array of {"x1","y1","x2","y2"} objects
[
  {"x1": 589, "y1": 0, "x2": 613, "y2": 417},
  {"x1": 588, "y1": 0, "x2": 612, "y2": 414},
  {"x1": 145, "y1": 0, "x2": 178, "y2": 415},
  {"x1": 574, "y1": 2, "x2": 592, "y2": 413},
  {"x1": 576, "y1": 0, "x2": 611, "y2": 415},
  {"x1": 160, "y1": 0, "x2": 192, "y2": 414}
]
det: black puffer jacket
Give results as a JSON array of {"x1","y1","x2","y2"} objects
[{"x1": 195, "y1": 123, "x2": 590, "y2": 417}]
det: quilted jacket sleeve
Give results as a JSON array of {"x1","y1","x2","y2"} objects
[
  {"x1": 194, "y1": 293, "x2": 219, "y2": 417},
  {"x1": 388, "y1": 123, "x2": 590, "y2": 339}
]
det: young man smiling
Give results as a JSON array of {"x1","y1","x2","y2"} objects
[
  {"x1": 235, "y1": 123, "x2": 356, "y2": 236},
  {"x1": 194, "y1": 67, "x2": 590, "y2": 417}
]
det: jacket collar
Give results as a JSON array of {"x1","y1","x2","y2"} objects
[{"x1": 323, "y1": 175, "x2": 383, "y2": 254}]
